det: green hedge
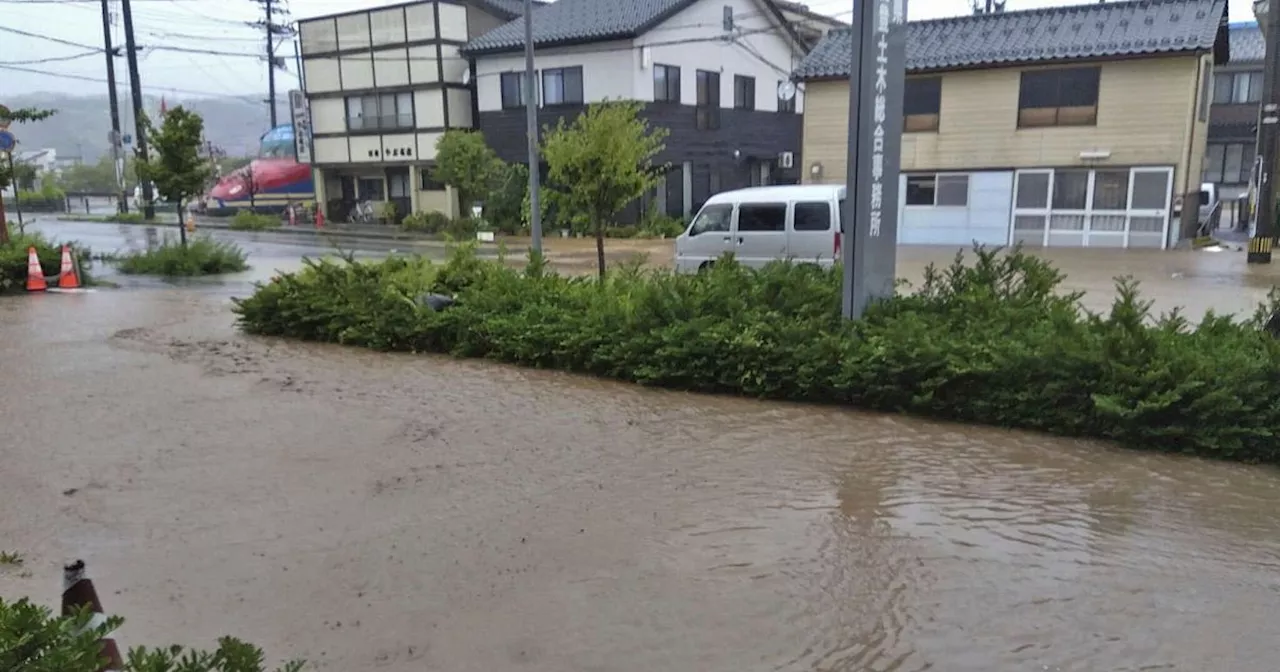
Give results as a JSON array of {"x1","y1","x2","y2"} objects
[
  {"x1": 0, "y1": 231, "x2": 91, "y2": 292},
  {"x1": 116, "y1": 236, "x2": 249, "y2": 276},
  {"x1": 229, "y1": 210, "x2": 281, "y2": 231},
  {"x1": 232, "y1": 245, "x2": 1280, "y2": 463}
]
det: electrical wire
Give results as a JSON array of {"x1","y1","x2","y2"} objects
[
  {"x1": 0, "y1": 62, "x2": 261, "y2": 97},
  {"x1": 0, "y1": 49, "x2": 102, "y2": 65},
  {"x1": 0, "y1": 24, "x2": 104, "y2": 51}
]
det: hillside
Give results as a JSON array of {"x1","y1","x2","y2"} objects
[{"x1": 4, "y1": 93, "x2": 289, "y2": 162}]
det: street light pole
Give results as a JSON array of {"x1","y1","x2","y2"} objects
[
  {"x1": 1251, "y1": 0, "x2": 1280, "y2": 263},
  {"x1": 523, "y1": 0, "x2": 542, "y2": 255}
]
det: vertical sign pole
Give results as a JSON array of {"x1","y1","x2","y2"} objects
[
  {"x1": 1251, "y1": 0, "x2": 1280, "y2": 263},
  {"x1": 843, "y1": 0, "x2": 908, "y2": 318}
]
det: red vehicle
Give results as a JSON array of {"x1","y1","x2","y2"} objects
[{"x1": 206, "y1": 125, "x2": 313, "y2": 214}]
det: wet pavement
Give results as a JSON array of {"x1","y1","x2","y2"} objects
[{"x1": 2, "y1": 235, "x2": 1280, "y2": 671}]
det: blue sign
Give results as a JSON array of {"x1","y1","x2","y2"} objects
[
  {"x1": 123, "y1": 134, "x2": 132, "y2": 145},
  {"x1": 0, "y1": 130, "x2": 15, "y2": 153}
]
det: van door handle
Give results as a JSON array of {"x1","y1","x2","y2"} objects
[
  {"x1": 722, "y1": 236, "x2": 732, "y2": 243},
  {"x1": 736, "y1": 237, "x2": 744, "y2": 245}
]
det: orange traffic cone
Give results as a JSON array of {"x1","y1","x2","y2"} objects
[
  {"x1": 62, "y1": 560, "x2": 124, "y2": 671},
  {"x1": 58, "y1": 245, "x2": 80, "y2": 289},
  {"x1": 26, "y1": 247, "x2": 47, "y2": 292}
]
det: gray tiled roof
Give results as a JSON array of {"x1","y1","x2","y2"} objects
[
  {"x1": 1228, "y1": 21, "x2": 1264, "y2": 62},
  {"x1": 794, "y1": 0, "x2": 1229, "y2": 80},
  {"x1": 462, "y1": 0, "x2": 796, "y2": 55}
]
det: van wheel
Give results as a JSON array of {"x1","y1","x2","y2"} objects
[{"x1": 698, "y1": 261, "x2": 715, "y2": 272}]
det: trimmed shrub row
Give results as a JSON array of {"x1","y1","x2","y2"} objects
[
  {"x1": 116, "y1": 236, "x2": 249, "y2": 276},
  {"x1": 232, "y1": 245, "x2": 1280, "y2": 464}
]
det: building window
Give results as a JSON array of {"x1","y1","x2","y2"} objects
[
  {"x1": 654, "y1": 64, "x2": 680, "y2": 102},
  {"x1": 1213, "y1": 70, "x2": 1263, "y2": 104},
  {"x1": 420, "y1": 165, "x2": 445, "y2": 191},
  {"x1": 904, "y1": 76, "x2": 941, "y2": 132},
  {"x1": 345, "y1": 92, "x2": 413, "y2": 131},
  {"x1": 542, "y1": 66, "x2": 584, "y2": 106},
  {"x1": 734, "y1": 75, "x2": 755, "y2": 110},
  {"x1": 904, "y1": 173, "x2": 968, "y2": 206},
  {"x1": 1017, "y1": 66, "x2": 1100, "y2": 128},
  {"x1": 696, "y1": 70, "x2": 720, "y2": 130},
  {"x1": 778, "y1": 80, "x2": 796, "y2": 113},
  {"x1": 500, "y1": 71, "x2": 532, "y2": 109},
  {"x1": 1204, "y1": 142, "x2": 1255, "y2": 184},
  {"x1": 357, "y1": 177, "x2": 386, "y2": 200},
  {"x1": 1198, "y1": 67, "x2": 1210, "y2": 121}
]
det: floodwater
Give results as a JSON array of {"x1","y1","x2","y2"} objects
[{"x1": 3, "y1": 246, "x2": 1280, "y2": 671}]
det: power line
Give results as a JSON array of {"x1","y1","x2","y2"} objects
[
  {"x1": 0, "y1": 49, "x2": 102, "y2": 65},
  {"x1": 0, "y1": 24, "x2": 105, "y2": 51},
  {"x1": 0, "y1": 62, "x2": 259, "y2": 97}
]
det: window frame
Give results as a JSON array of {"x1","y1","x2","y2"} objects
[
  {"x1": 904, "y1": 173, "x2": 969, "y2": 207},
  {"x1": 687, "y1": 202, "x2": 733, "y2": 236},
  {"x1": 792, "y1": 201, "x2": 833, "y2": 231},
  {"x1": 903, "y1": 76, "x2": 941, "y2": 132},
  {"x1": 1016, "y1": 66, "x2": 1101, "y2": 128},
  {"x1": 654, "y1": 64, "x2": 681, "y2": 103},
  {"x1": 696, "y1": 69, "x2": 721, "y2": 130},
  {"x1": 344, "y1": 91, "x2": 414, "y2": 131},
  {"x1": 733, "y1": 74, "x2": 756, "y2": 111},
  {"x1": 1213, "y1": 70, "x2": 1264, "y2": 104},
  {"x1": 1204, "y1": 141, "x2": 1256, "y2": 184},
  {"x1": 736, "y1": 202, "x2": 787, "y2": 232},
  {"x1": 420, "y1": 165, "x2": 446, "y2": 191},
  {"x1": 500, "y1": 71, "x2": 531, "y2": 110},
  {"x1": 542, "y1": 66, "x2": 584, "y2": 106}
]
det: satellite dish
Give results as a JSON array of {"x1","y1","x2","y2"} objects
[
  {"x1": 462, "y1": 69, "x2": 472, "y2": 86},
  {"x1": 777, "y1": 80, "x2": 797, "y2": 101}
]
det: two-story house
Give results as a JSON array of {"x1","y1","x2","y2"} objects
[
  {"x1": 1205, "y1": 21, "x2": 1264, "y2": 228},
  {"x1": 296, "y1": 0, "x2": 535, "y2": 222},
  {"x1": 796, "y1": 0, "x2": 1230, "y2": 250},
  {"x1": 461, "y1": 0, "x2": 809, "y2": 219}
]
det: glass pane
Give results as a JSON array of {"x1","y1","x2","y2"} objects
[
  {"x1": 1213, "y1": 74, "x2": 1232, "y2": 103},
  {"x1": 1224, "y1": 144, "x2": 1244, "y2": 184},
  {"x1": 1233, "y1": 74, "x2": 1252, "y2": 103},
  {"x1": 1131, "y1": 171, "x2": 1170, "y2": 209},
  {"x1": 1204, "y1": 144, "x2": 1225, "y2": 183},
  {"x1": 688, "y1": 203, "x2": 732, "y2": 235},
  {"x1": 565, "y1": 67, "x2": 583, "y2": 103},
  {"x1": 936, "y1": 175, "x2": 968, "y2": 206},
  {"x1": 654, "y1": 67, "x2": 667, "y2": 100},
  {"x1": 1015, "y1": 172, "x2": 1049, "y2": 208},
  {"x1": 905, "y1": 175, "x2": 936, "y2": 205},
  {"x1": 793, "y1": 202, "x2": 831, "y2": 231},
  {"x1": 1014, "y1": 215, "x2": 1046, "y2": 231},
  {"x1": 1250, "y1": 72, "x2": 1265, "y2": 102},
  {"x1": 1091, "y1": 170, "x2": 1129, "y2": 210},
  {"x1": 543, "y1": 72, "x2": 563, "y2": 104},
  {"x1": 1052, "y1": 170, "x2": 1089, "y2": 209},
  {"x1": 737, "y1": 203, "x2": 787, "y2": 232}
]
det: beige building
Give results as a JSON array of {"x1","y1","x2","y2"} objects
[
  {"x1": 297, "y1": 0, "x2": 528, "y2": 222},
  {"x1": 794, "y1": 0, "x2": 1230, "y2": 249}
]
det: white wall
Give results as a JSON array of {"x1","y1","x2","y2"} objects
[
  {"x1": 635, "y1": 0, "x2": 803, "y2": 112},
  {"x1": 475, "y1": 41, "x2": 638, "y2": 112},
  {"x1": 898, "y1": 171, "x2": 1013, "y2": 246}
]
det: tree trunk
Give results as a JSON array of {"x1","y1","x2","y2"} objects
[
  {"x1": 0, "y1": 193, "x2": 8, "y2": 245},
  {"x1": 178, "y1": 198, "x2": 187, "y2": 247},
  {"x1": 594, "y1": 217, "x2": 606, "y2": 279}
]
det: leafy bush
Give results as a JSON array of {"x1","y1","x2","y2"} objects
[
  {"x1": 233, "y1": 245, "x2": 1280, "y2": 464},
  {"x1": 0, "y1": 596, "x2": 303, "y2": 672},
  {"x1": 228, "y1": 211, "x2": 280, "y2": 231},
  {"x1": 638, "y1": 213, "x2": 686, "y2": 238},
  {"x1": 400, "y1": 211, "x2": 451, "y2": 234},
  {"x1": 0, "y1": 232, "x2": 86, "y2": 292},
  {"x1": 116, "y1": 236, "x2": 249, "y2": 276},
  {"x1": 108, "y1": 212, "x2": 146, "y2": 224}
]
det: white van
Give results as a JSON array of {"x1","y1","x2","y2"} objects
[{"x1": 674, "y1": 185, "x2": 845, "y2": 272}]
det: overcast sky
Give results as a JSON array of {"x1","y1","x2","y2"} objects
[{"x1": 0, "y1": 0, "x2": 1261, "y2": 101}]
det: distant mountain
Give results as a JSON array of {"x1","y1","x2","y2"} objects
[{"x1": 4, "y1": 93, "x2": 289, "y2": 163}]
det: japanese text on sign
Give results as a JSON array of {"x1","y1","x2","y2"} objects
[{"x1": 868, "y1": 0, "x2": 890, "y2": 237}]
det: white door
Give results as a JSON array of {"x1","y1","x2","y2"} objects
[
  {"x1": 1010, "y1": 169, "x2": 1052, "y2": 247},
  {"x1": 677, "y1": 202, "x2": 735, "y2": 270},
  {"x1": 734, "y1": 202, "x2": 788, "y2": 268},
  {"x1": 787, "y1": 199, "x2": 837, "y2": 265}
]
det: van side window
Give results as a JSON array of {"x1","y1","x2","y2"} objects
[
  {"x1": 688, "y1": 204, "x2": 733, "y2": 235},
  {"x1": 793, "y1": 201, "x2": 831, "y2": 231},
  {"x1": 738, "y1": 203, "x2": 786, "y2": 232}
]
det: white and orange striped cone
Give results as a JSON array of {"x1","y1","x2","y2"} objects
[
  {"x1": 58, "y1": 245, "x2": 80, "y2": 289},
  {"x1": 62, "y1": 560, "x2": 124, "y2": 671},
  {"x1": 26, "y1": 246, "x2": 47, "y2": 292}
]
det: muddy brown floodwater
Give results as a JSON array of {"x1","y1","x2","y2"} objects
[{"x1": 3, "y1": 249, "x2": 1280, "y2": 671}]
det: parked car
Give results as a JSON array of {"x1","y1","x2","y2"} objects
[{"x1": 674, "y1": 185, "x2": 845, "y2": 272}]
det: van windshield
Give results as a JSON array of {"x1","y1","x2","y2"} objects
[{"x1": 688, "y1": 204, "x2": 733, "y2": 235}]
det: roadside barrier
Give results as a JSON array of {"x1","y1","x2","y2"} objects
[
  {"x1": 62, "y1": 560, "x2": 124, "y2": 671},
  {"x1": 58, "y1": 245, "x2": 80, "y2": 289}
]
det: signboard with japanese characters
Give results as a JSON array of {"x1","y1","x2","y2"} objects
[
  {"x1": 842, "y1": 0, "x2": 907, "y2": 318},
  {"x1": 288, "y1": 90, "x2": 314, "y2": 165}
]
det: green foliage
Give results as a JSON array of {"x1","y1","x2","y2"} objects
[
  {"x1": 16, "y1": 183, "x2": 67, "y2": 210},
  {"x1": 116, "y1": 236, "x2": 248, "y2": 276},
  {"x1": 234, "y1": 245, "x2": 1280, "y2": 464},
  {"x1": 0, "y1": 597, "x2": 303, "y2": 672},
  {"x1": 638, "y1": 210, "x2": 686, "y2": 238},
  {"x1": 540, "y1": 101, "x2": 668, "y2": 275},
  {"x1": 55, "y1": 156, "x2": 138, "y2": 194},
  {"x1": 108, "y1": 212, "x2": 147, "y2": 224},
  {"x1": 228, "y1": 211, "x2": 280, "y2": 231},
  {"x1": 433, "y1": 130, "x2": 506, "y2": 213},
  {"x1": 378, "y1": 200, "x2": 398, "y2": 223},
  {"x1": 0, "y1": 551, "x2": 23, "y2": 566},
  {"x1": 0, "y1": 232, "x2": 83, "y2": 292},
  {"x1": 0, "y1": 106, "x2": 56, "y2": 193},
  {"x1": 487, "y1": 162, "x2": 528, "y2": 234},
  {"x1": 400, "y1": 211, "x2": 451, "y2": 234},
  {"x1": 11, "y1": 162, "x2": 38, "y2": 192},
  {"x1": 135, "y1": 107, "x2": 213, "y2": 227}
]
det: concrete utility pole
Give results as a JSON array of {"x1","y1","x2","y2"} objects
[
  {"x1": 523, "y1": 0, "x2": 542, "y2": 254},
  {"x1": 266, "y1": 0, "x2": 278, "y2": 127},
  {"x1": 255, "y1": 0, "x2": 293, "y2": 128},
  {"x1": 1252, "y1": 0, "x2": 1280, "y2": 263},
  {"x1": 119, "y1": 0, "x2": 154, "y2": 220},
  {"x1": 99, "y1": 0, "x2": 127, "y2": 214},
  {"x1": 842, "y1": 0, "x2": 908, "y2": 318}
]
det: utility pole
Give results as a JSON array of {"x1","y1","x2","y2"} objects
[
  {"x1": 100, "y1": 0, "x2": 127, "y2": 213},
  {"x1": 1252, "y1": 0, "x2": 1280, "y2": 263},
  {"x1": 523, "y1": 0, "x2": 542, "y2": 254},
  {"x1": 119, "y1": 0, "x2": 153, "y2": 220},
  {"x1": 266, "y1": 0, "x2": 277, "y2": 127},
  {"x1": 255, "y1": 0, "x2": 293, "y2": 128}
]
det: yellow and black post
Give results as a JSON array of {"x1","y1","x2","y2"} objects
[{"x1": 1252, "y1": 0, "x2": 1280, "y2": 264}]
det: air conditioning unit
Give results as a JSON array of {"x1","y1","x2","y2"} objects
[{"x1": 777, "y1": 151, "x2": 794, "y2": 169}]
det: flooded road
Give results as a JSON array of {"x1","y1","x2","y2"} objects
[{"x1": 3, "y1": 254, "x2": 1280, "y2": 670}]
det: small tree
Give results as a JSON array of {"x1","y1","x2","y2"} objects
[
  {"x1": 540, "y1": 101, "x2": 667, "y2": 277},
  {"x1": 0, "y1": 104, "x2": 55, "y2": 244},
  {"x1": 135, "y1": 107, "x2": 212, "y2": 245},
  {"x1": 434, "y1": 130, "x2": 505, "y2": 215}
]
